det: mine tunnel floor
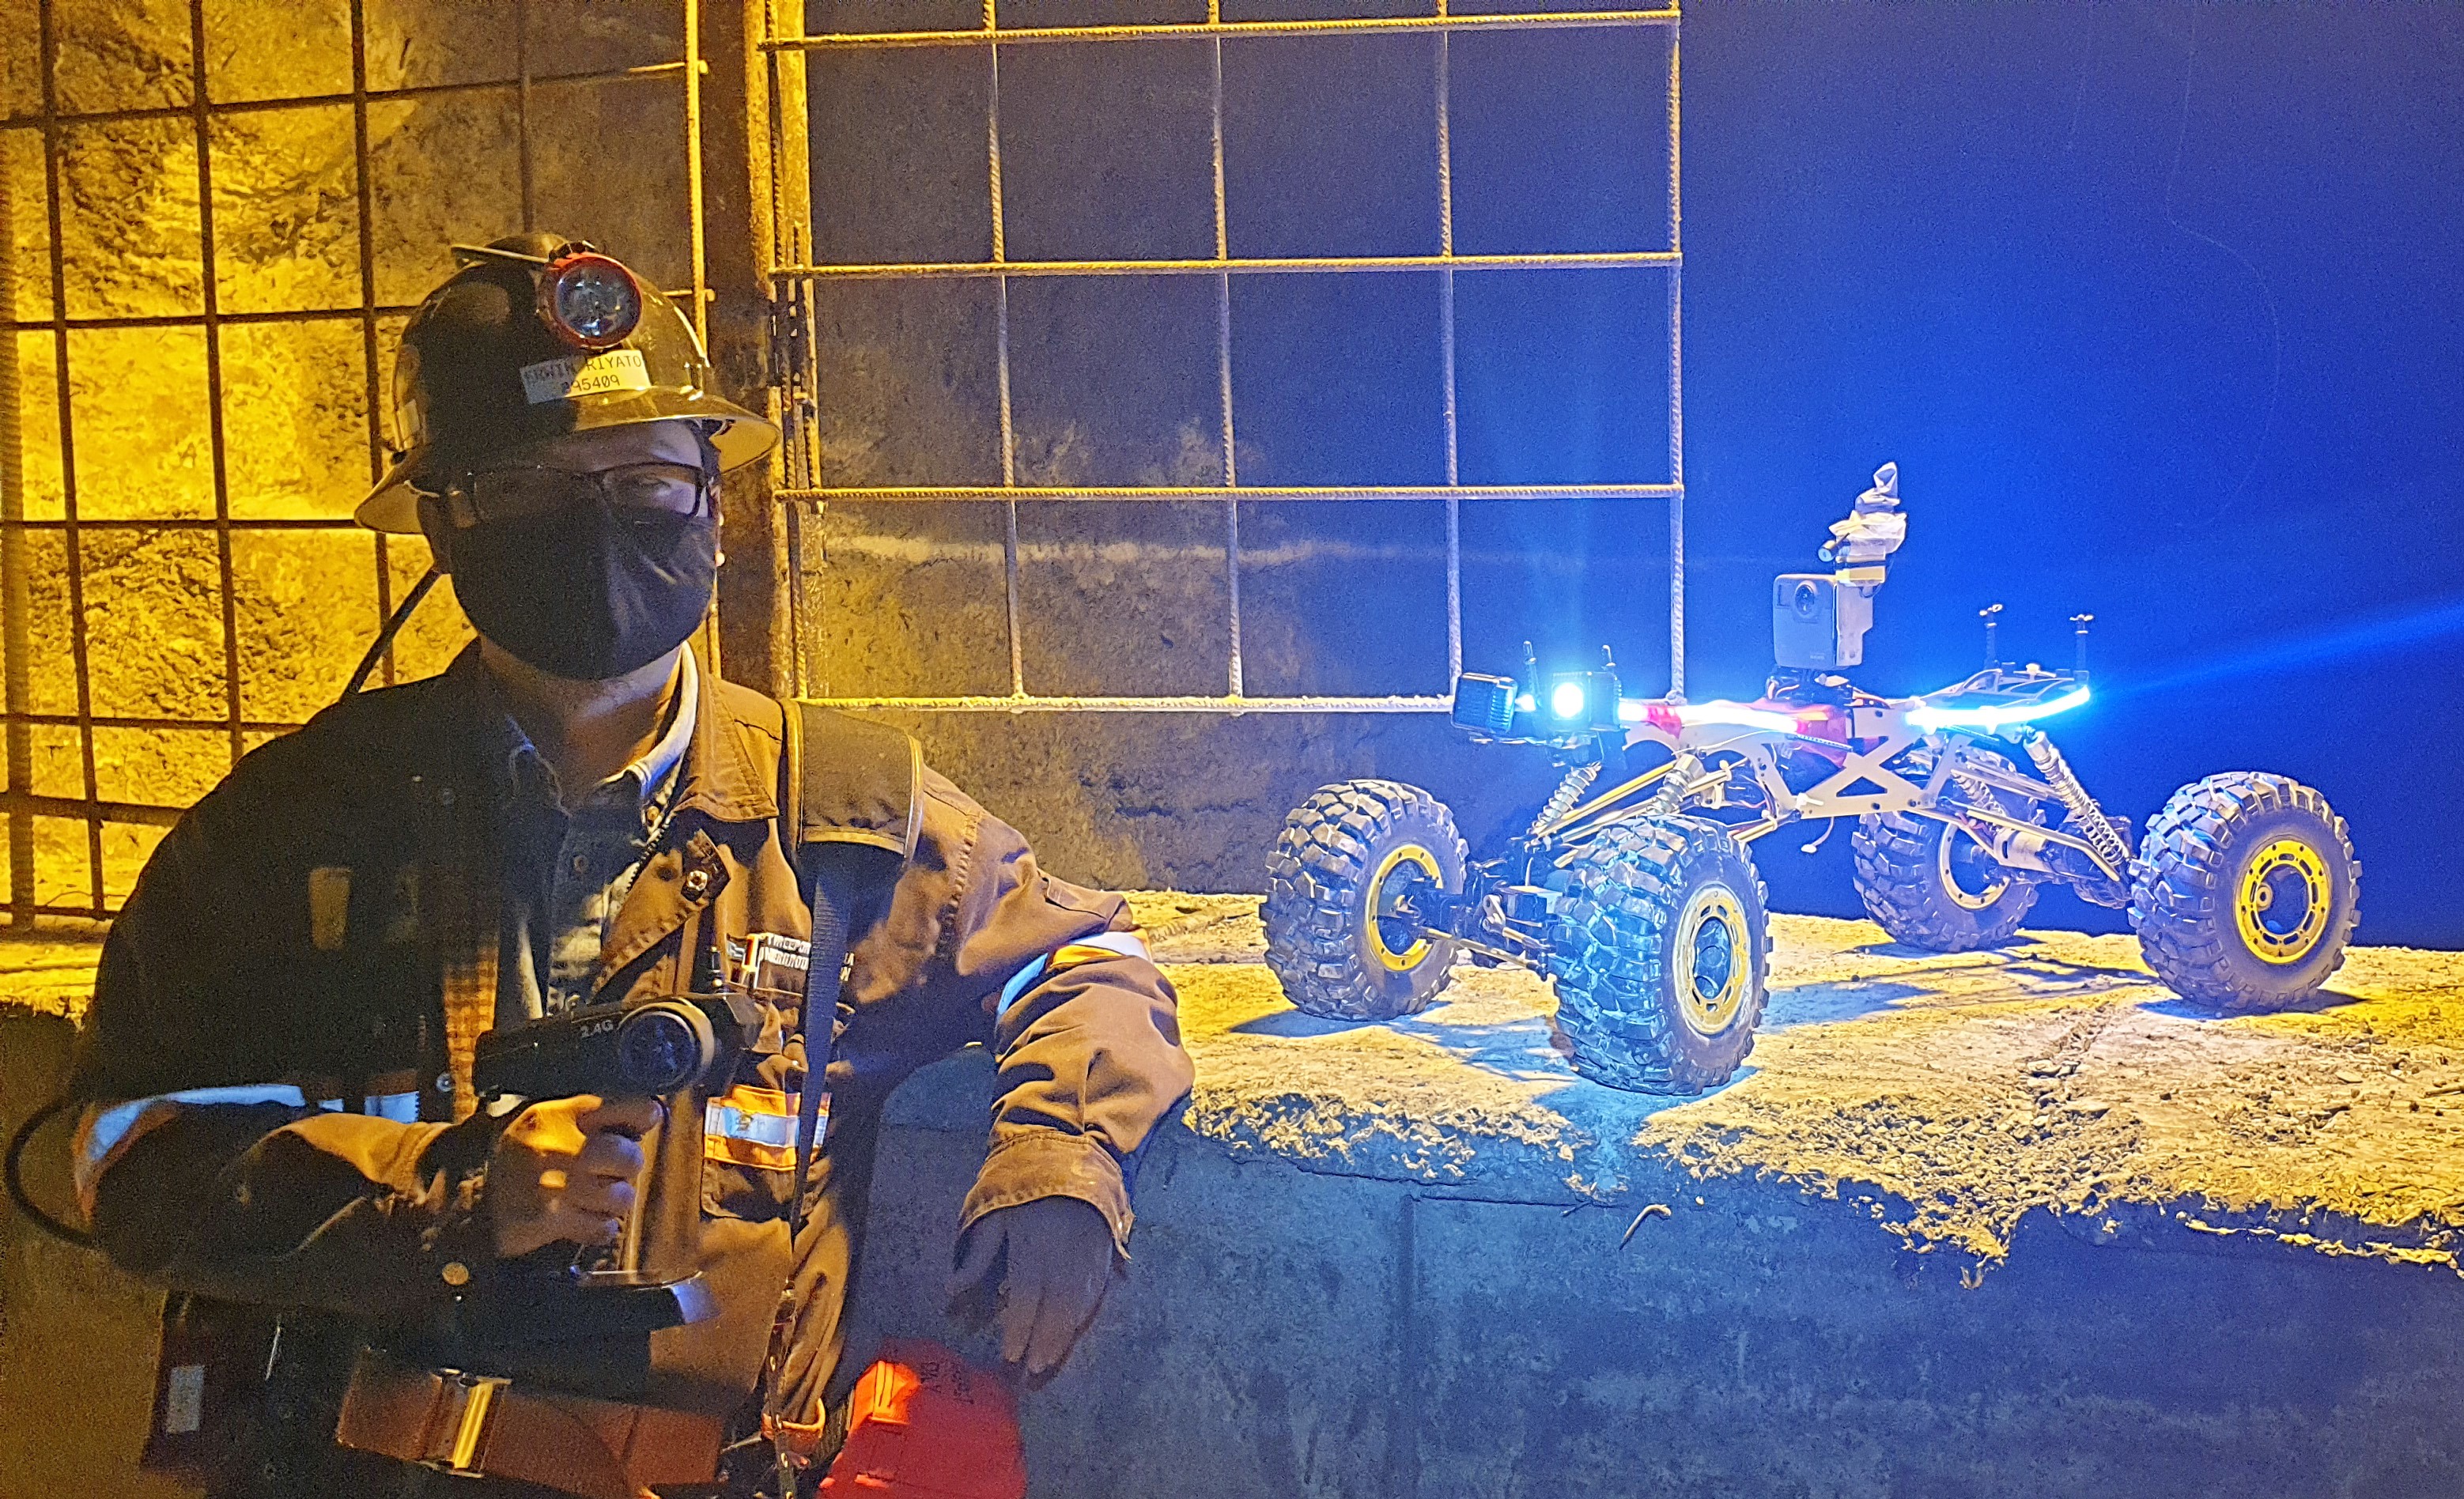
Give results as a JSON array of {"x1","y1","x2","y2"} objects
[{"x1": 11, "y1": 898, "x2": 2461, "y2": 1276}]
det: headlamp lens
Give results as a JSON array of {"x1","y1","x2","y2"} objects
[
  {"x1": 1550, "y1": 680, "x2": 1589, "y2": 720},
  {"x1": 541, "y1": 252, "x2": 642, "y2": 349}
]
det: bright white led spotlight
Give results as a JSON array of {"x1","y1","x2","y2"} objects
[{"x1": 1539, "y1": 670, "x2": 1623, "y2": 734}]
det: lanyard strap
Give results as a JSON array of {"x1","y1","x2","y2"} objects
[{"x1": 788, "y1": 845, "x2": 863, "y2": 1242}]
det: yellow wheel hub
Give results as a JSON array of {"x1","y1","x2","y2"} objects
[
  {"x1": 1366, "y1": 844, "x2": 1442, "y2": 972},
  {"x1": 2235, "y1": 837, "x2": 2332, "y2": 965},
  {"x1": 1675, "y1": 885, "x2": 1750, "y2": 1034}
]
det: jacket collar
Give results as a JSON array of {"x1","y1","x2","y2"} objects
[
  {"x1": 671, "y1": 646, "x2": 777, "y2": 825},
  {"x1": 429, "y1": 642, "x2": 776, "y2": 826}
]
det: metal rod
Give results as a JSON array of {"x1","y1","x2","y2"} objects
[
  {"x1": 0, "y1": 304, "x2": 421, "y2": 332},
  {"x1": 1210, "y1": 16, "x2": 1240, "y2": 697},
  {"x1": 516, "y1": 0, "x2": 535, "y2": 229},
  {"x1": 0, "y1": 711, "x2": 304, "y2": 733},
  {"x1": 191, "y1": 0, "x2": 248, "y2": 767},
  {"x1": 769, "y1": 9, "x2": 1681, "y2": 50},
  {"x1": 1665, "y1": 17, "x2": 1684, "y2": 697},
  {"x1": 0, "y1": 60, "x2": 709, "y2": 132},
  {"x1": 349, "y1": 0, "x2": 393, "y2": 687},
  {"x1": 683, "y1": 0, "x2": 709, "y2": 349},
  {"x1": 0, "y1": 515, "x2": 362, "y2": 530},
  {"x1": 775, "y1": 249, "x2": 1679, "y2": 280},
  {"x1": 987, "y1": 7, "x2": 1024, "y2": 697},
  {"x1": 778, "y1": 482, "x2": 1684, "y2": 501},
  {"x1": 0, "y1": 791, "x2": 184, "y2": 828},
  {"x1": 37, "y1": 0, "x2": 105, "y2": 916},
  {"x1": 1436, "y1": 17, "x2": 1461, "y2": 684},
  {"x1": 796, "y1": 693, "x2": 1454, "y2": 713},
  {"x1": 0, "y1": 130, "x2": 29, "y2": 926}
]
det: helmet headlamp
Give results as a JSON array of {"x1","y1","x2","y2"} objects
[{"x1": 537, "y1": 249, "x2": 643, "y2": 351}]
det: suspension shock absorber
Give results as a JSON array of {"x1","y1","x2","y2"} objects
[
  {"x1": 2014, "y1": 730, "x2": 2133, "y2": 878},
  {"x1": 1528, "y1": 760, "x2": 1602, "y2": 838}
]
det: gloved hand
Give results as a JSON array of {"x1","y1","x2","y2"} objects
[
  {"x1": 486, "y1": 1093, "x2": 661, "y2": 1258},
  {"x1": 946, "y1": 1196, "x2": 1117, "y2": 1379}
]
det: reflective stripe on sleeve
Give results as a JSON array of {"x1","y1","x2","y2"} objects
[
  {"x1": 996, "y1": 929, "x2": 1153, "y2": 1018},
  {"x1": 73, "y1": 1086, "x2": 425, "y2": 1206},
  {"x1": 74, "y1": 1085, "x2": 308, "y2": 1206}
]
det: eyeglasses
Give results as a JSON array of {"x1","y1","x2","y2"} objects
[{"x1": 436, "y1": 462, "x2": 709, "y2": 527}]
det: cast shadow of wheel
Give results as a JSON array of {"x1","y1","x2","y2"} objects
[
  {"x1": 1847, "y1": 936, "x2": 2371, "y2": 1021},
  {"x1": 1227, "y1": 987, "x2": 1653, "y2": 1089},
  {"x1": 2140, "y1": 987, "x2": 2368, "y2": 1021}
]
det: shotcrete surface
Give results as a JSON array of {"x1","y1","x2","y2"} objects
[{"x1": 13, "y1": 897, "x2": 2462, "y2": 1278}]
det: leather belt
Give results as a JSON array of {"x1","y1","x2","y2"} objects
[{"x1": 334, "y1": 1347, "x2": 724, "y2": 1499}]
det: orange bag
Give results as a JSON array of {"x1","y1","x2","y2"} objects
[{"x1": 818, "y1": 1341, "x2": 1026, "y2": 1499}]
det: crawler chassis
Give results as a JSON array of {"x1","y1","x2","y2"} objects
[{"x1": 1263, "y1": 465, "x2": 2359, "y2": 1094}]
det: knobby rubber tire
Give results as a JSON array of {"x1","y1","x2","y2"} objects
[
  {"x1": 1263, "y1": 780, "x2": 1468, "y2": 1021},
  {"x1": 1547, "y1": 816, "x2": 1769, "y2": 1095},
  {"x1": 1850, "y1": 746, "x2": 2039, "y2": 951},
  {"x1": 2131, "y1": 772, "x2": 2359, "y2": 1010}
]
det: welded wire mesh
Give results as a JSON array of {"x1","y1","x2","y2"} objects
[
  {"x1": 0, "y1": 0, "x2": 706, "y2": 923},
  {"x1": 767, "y1": 1, "x2": 1683, "y2": 713}
]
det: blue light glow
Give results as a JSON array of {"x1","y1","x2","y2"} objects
[
  {"x1": 1515, "y1": 693, "x2": 1536, "y2": 714},
  {"x1": 1907, "y1": 685, "x2": 2092, "y2": 733},
  {"x1": 1550, "y1": 681, "x2": 1589, "y2": 719}
]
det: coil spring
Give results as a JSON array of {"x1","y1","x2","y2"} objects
[
  {"x1": 1529, "y1": 761, "x2": 1602, "y2": 838},
  {"x1": 2019, "y1": 732, "x2": 2133, "y2": 874}
]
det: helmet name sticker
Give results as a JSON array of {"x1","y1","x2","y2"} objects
[{"x1": 520, "y1": 348, "x2": 652, "y2": 404}]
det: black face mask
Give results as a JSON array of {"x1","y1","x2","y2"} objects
[{"x1": 447, "y1": 501, "x2": 716, "y2": 680}]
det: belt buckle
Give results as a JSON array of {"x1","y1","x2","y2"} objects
[{"x1": 421, "y1": 1369, "x2": 511, "y2": 1478}]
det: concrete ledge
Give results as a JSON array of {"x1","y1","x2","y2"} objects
[
  {"x1": 856, "y1": 1056, "x2": 2464, "y2": 1497},
  {"x1": 844, "y1": 899, "x2": 2464, "y2": 1497}
]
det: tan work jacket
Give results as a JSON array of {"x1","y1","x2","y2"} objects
[{"x1": 68, "y1": 646, "x2": 1194, "y2": 1419}]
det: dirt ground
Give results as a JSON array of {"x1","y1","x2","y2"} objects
[
  {"x1": 1124, "y1": 893, "x2": 2464, "y2": 1278},
  {"x1": 13, "y1": 896, "x2": 2461, "y2": 1279}
]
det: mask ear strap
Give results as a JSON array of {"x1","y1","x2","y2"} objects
[{"x1": 695, "y1": 426, "x2": 723, "y2": 519}]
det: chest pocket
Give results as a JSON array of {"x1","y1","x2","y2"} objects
[
  {"x1": 699, "y1": 1081, "x2": 811, "y2": 1222},
  {"x1": 700, "y1": 932, "x2": 819, "y2": 1223}
]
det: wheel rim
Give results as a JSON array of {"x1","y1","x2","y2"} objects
[
  {"x1": 2235, "y1": 836, "x2": 2332, "y2": 965},
  {"x1": 1935, "y1": 824, "x2": 2011, "y2": 912},
  {"x1": 1675, "y1": 885, "x2": 1750, "y2": 1035},
  {"x1": 1366, "y1": 844, "x2": 1442, "y2": 972}
]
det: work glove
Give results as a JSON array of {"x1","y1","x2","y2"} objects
[{"x1": 946, "y1": 1196, "x2": 1117, "y2": 1380}]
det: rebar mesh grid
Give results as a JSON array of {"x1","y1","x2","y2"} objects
[
  {"x1": 0, "y1": 0, "x2": 709, "y2": 923},
  {"x1": 768, "y1": 1, "x2": 1683, "y2": 715}
]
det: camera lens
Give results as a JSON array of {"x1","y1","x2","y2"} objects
[{"x1": 615, "y1": 1002, "x2": 717, "y2": 1093}]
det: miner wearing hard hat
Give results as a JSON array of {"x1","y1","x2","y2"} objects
[{"x1": 62, "y1": 233, "x2": 1192, "y2": 1499}]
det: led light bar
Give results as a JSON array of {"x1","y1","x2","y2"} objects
[
  {"x1": 1615, "y1": 699, "x2": 1801, "y2": 734},
  {"x1": 1676, "y1": 702, "x2": 1801, "y2": 734},
  {"x1": 1906, "y1": 685, "x2": 2092, "y2": 733}
]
